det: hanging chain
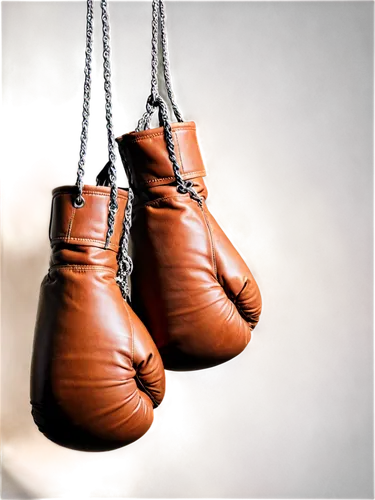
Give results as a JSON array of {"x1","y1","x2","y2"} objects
[
  {"x1": 75, "y1": 0, "x2": 94, "y2": 208},
  {"x1": 138, "y1": 0, "x2": 184, "y2": 130},
  {"x1": 101, "y1": 0, "x2": 118, "y2": 248},
  {"x1": 136, "y1": 0, "x2": 159, "y2": 131},
  {"x1": 74, "y1": 0, "x2": 134, "y2": 297},
  {"x1": 100, "y1": 0, "x2": 134, "y2": 301},
  {"x1": 135, "y1": 0, "x2": 201, "y2": 205},
  {"x1": 159, "y1": 0, "x2": 183, "y2": 123},
  {"x1": 116, "y1": 188, "x2": 134, "y2": 300}
]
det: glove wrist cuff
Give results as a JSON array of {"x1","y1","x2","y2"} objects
[
  {"x1": 49, "y1": 185, "x2": 129, "y2": 252},
  {"x1": 116, "y1": 121, "x2": 207, "y2": 189}
]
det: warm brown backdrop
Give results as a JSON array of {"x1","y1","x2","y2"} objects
[{"x1": 2, "y1": 1, "x2": 373, "y2": 499}]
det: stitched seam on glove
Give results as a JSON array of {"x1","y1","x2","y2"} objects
[
  {"x1": 49, "y1": 265, "x2": 116, "y2": 274},
  {"x1": 174, "y1": 131, "x2": 184, "y2": 174},
  {"x1": 120, "y1": 300, "x2": 160, "y2": 409},
  {"x1": 119, "y1": 299, "x2": 159, "y2": 405},
  {"x1": 142, "y1": 170, "x2": 206, "y2": 185},
  {"x1": 52, "y1": 191, "x2": 128, "y2": 201},
  {"x1": 143, "y1": 194, "x2": 192, "y2": 207},
  {"x1": 201, "y1": 204, "x2": 218, "y2": 278},
  {"x1": 123, "y1": 125, "x2": 196, "y2": 144},
  {"x1": 50, "y1": 236, "x2": 119, "y2": 251},
  {"x1": 121, "y1": 299, "x2": 135, "y2": 366},
  {"x1": 66, "y1": 208, "x2": 76, "y2": 240}
]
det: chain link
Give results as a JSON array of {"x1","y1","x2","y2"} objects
[
  {"x1": 75, "y1": 0, "x2": 94, "y2": 206},
  {"x1": 159, "y1": 0, "x2": 183, "y2": 123},
  {"x1": 116, "y1": 188, "x2": 134, "y2": 300},
  {"x1": 136, "y1": 0, "x2": 201, "y2": 205},
  {"x1": 100, "y1": 0, "x2": 134, "y2": 301},
  {"x1": 136, "y1": 0, "x2": 159, "y2": 131},
  {"x1": 101, "y1": 0, "x2": 118, "y2": 248},
  {"x1": 74, "y1": 0, "x2": 134, "y2": 299}
]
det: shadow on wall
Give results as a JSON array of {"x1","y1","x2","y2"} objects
[{"x1": 1, "y1": 468, "x2": 33, "y2": 499}]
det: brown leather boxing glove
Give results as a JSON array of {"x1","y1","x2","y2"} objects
[
  {"x1": 116, "y1": 122, "x2": 262, "y2": 371},
  {"x1": 30, "y1": 185, "x2": 165, "y2": 451}
]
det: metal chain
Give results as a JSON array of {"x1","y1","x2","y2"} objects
[
  {"x1": 136, "y1": 0, "x2": 159, "y2": 131},
  {"x1": 75, "y1": 0, "x2": 94, "y2": 208},
  {"x1": 100, "y1": 0, "x2": 134, "y2": 301},
  {"x1": 159, "y1": 0, "x2": 183, "y2": 122},
  {"x1": 74, "y1": 0, "x2": 134, "y2": 297},
  {"x1": 101, "y1": 0, "x2": 118, "y2": 248},
  {"x1": 154, "y1": 96, "x2": 202, "y2": 204},
  {"x1": 135, "y1": 0, "x2": 201, "y2": 205},
  {"x1": 116, "y1": 188, "x2": 134, "y2": 300},
  {"x1": 138, "y1": 0, "x2": 184, "y2": 130}
]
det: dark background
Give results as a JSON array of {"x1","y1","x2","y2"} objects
[{"x1": 0, "y1": 1, "x2": 374, "y2": 499}]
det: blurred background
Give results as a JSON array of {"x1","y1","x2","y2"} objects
[{"x1": 1, "y1": 1, "x2": 373, "y2": 498}]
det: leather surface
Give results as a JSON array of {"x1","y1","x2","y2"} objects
[
  {"x1": 117, "y1": 122, "x2": 262, "y2": 371},
  {"x1": 30, "y1": 185, "x2": 165, "y2": 451},
  {"x1": 118, "y1": 122, "x2": 206, "y2": 189}
]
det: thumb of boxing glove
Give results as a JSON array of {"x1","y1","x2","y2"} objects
[{"x1": 204, "y1": 209, "x2": 262, "y2": 330}]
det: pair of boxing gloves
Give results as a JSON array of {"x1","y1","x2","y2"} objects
[{"x1": 30, "y1": 121, "x2": 262, "y2": 451}]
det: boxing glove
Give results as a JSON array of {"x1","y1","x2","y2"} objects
[
  {"x1": 116, "y1": 121, "x2": 262, "y2": 371},
  {"x1": 30, "y1": 185, "x2": 165, "y2": 451}
]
